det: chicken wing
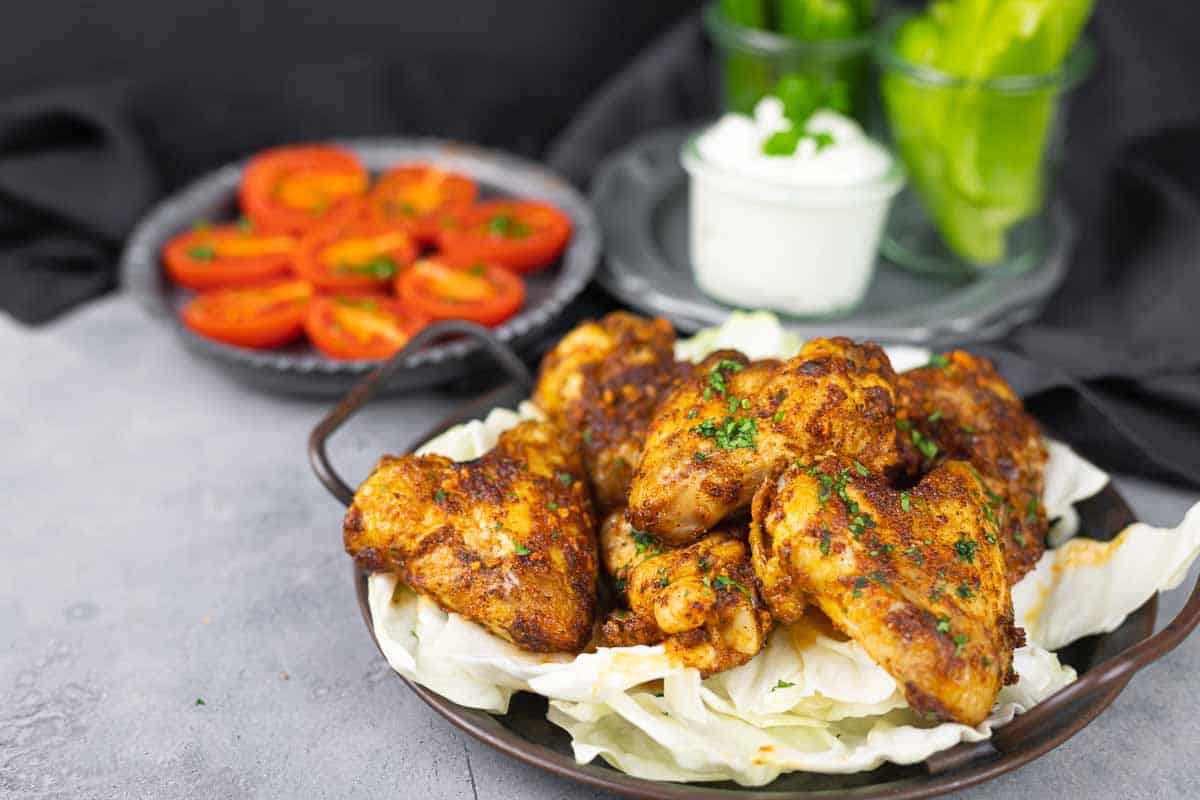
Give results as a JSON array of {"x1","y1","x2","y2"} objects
[
  {"x1": 598, "y1": 529, "x2": 773, "y2": 676},
  {"x1": 343, "y1": 420, "x2": 598, "y2": 653},
  {"x1": 750, "y1": 455, "x2": 1023, "y2": 725},
  {"x1": 598, "y1": 506, "x2": 666, "y2": 599},
  {"x1": 534, "y1": 312, "x2": 687, "y2": 512},
  {"x1": 627, "y1": 338, "x2": 900, "y2": 544},
  {"x1": 896, "y1": 351, "x2": 1049, "y2": 582}
]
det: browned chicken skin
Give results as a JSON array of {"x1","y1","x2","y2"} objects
[
  {"x1": 534, "y1": 312, "x2": 687, "y2": 513},
  {"x1": 750, "y1": 455, "x2": 1023, "y2": 725},
  {"x1": 343, "y1": 421, "x2": 598, "y2": 653},
  {"x1": 598, "y1": 529, "x2": 773, "y2": 677},
  {"x1": 627, "y1": 338, "x2": 900, "y2": 544},
  {"x1": 896, "y1": 351, "x2": 1049, "y2": 583}
]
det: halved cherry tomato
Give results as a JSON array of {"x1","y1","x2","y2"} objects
[
  {"x1": 162, "y1": 221, "x2": 295, "y2": 290},
  {"x1": 239, "y1": 144, "x2": 368, "y2": 234},
  {"x1": 181, "y1": 280, "x2": 312, "y2": 349},
  {"x1": 395, "y1": 255, "x2": 524, "y2": 326},
  {"x1": 293, "y1": 204, "x2": 418, "y2": 291},
  {"x1": 437, "y1": 199, "x2": 571, "y2": 274},
  {"x1": 304, "y1": 291, "x2": 430, "y2": 361},
  {"x1": 366, "y1": 165, "x2": 478, "y2": 245}
]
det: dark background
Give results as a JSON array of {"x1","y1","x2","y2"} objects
[{"x1": 1, "y1": 0, "x2": 1199, "y2": 487}]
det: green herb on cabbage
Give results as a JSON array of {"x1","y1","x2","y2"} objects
[{"x1": 882, "y1": 0, "x2": 1095, "y2": 265}]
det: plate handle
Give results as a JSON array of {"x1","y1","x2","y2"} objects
[
  {"x1": 927, "y1": 563, "x2": 1200, "y2": 774},
  {"x1": 307, "y1": 320, "x2": 534, "y2": 507}
]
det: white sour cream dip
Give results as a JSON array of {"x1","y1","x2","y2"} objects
[{"x1": 683, "y1": 97, "x2": 904, "y2": 316}]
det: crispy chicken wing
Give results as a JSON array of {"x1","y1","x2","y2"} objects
[
  {"x1": 750, "y1": 455, "x2": 1023, "y2": 725},
  {"x1": 598, "y1": 529, "x2": 773, "y2": 676},
  {"x1": 343, "y1": 421, "x2": 598, "y2": 653},
  {"x1": 627, "y1": 338, "x2": 900, "y2": 544},
  {"x1": 897, "y1": 351, "x2": 1049, "y2": 582},
  {"x1": 534, "y1": 312, "x2": 687, "y2": 512}
]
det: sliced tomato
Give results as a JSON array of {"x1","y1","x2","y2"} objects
[
  {"x1": 162, "y1": 221, "x2": 296, "y2": 290},
  {"x1": 239, "y1": 144, "x2": 368, "y2": 234},
  {"x1": 366, "y1": 165, "x2": 478, "y2": 244},
  {"x1": 437, "y1": 199, "x2": 571, "y2": 274},
  {"x1": 181, "y1": 280, "x2": 312, "y2": 349},
  {"x1": 395, "y1": 256, "x2": 524, "y2": 326},
  {"x1": 293, "y1": 204, "x2": 418, "y2": 291},
  {"x1": 305, "y1": 291, "x2": 430, "y2": 360}
]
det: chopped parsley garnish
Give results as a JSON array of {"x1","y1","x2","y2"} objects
[
  {"x1": 900, "y1": 492, "x2": 912, "y2": 512},
  {"x1": 868, "y1": 570, "x2": 890, "y2": 586},
  {"x1": 550, "y1": 530, "x2": 561, "y2": 539},
  {"x1": 727, "y1": 395, "x2": 741, "y2": 414},
  {"x1": 686, "y1": 408, "x2": 698, "y2": 419},
  {"x1": 954, "y1": 536, "x2": 978, "y2": 563},
  {"x1": 557, "y1": 471, "x2": 574, "y2": 485},
  {"x1": 773, "y1": 409, "x2": 785, "y2": 424},
  {"x1": 468, "y1": 262, "x2": 487, "y2": 276},
  {"x1": 910, "y1": 428, "x2": 939, "y2": 460},
  {"x1": 1025, "y1": 496, "x2": 1040, "y2": 523},
  {"x1": 928, "y1": 353, "x2": 950, "y2": 368},
  {"x1": 982, "y1": 656, "x2": 992, "y2": 667},
  {"x1": 433, "y1": 489, "x2": 447, "y2": 502},
  {"x1": 337, "y1": 255, "x2": 397, "y2": 279},
  {"x1": 927, "y1": 410, "x2": 943, "y2": 423},
  {"x1": 713, "y1": 574, "x2": 752, "y2": 600},
  {"x1": 707, "y1": 359, "x2": 744, "y2": 397},
  {"x1": 819, "y1": 528, "x2": 832, "y2": 557},
  {"x1": 693, "y1": 451, "x2": 708, "y2": 462},
  {"x1": 772, "y1": 680, "x2": 796, "y2": 691},
  {"x1": 693, "y1": 415, "x2": 758, "y2": 450},
  {"x1": 632, "y1": 530, "x2": 661, "y2": 556},
  {"x1": 697, "y1": 557, "x2": 711, "y2": 572},
  {"x1": 187, "y1": 244, "x2": 217, "y2": 261},
  {"x1": 956, "y1": 583, "x2": 974, "y2": 600},
  {"x1": 961, "y1": 425, "x2": 976, "y2": 434},
  {"x1": 905, "y1": 545, "x2": 924, "y2": 565},
  {"x1": 487, "y1": 213, "x2": 531, "y2": 238},
  {"x1": 953, "y1": 634, "x2": 969, "y2": 656},
  {"x1": 582, "y1": 429, "x2": 593, "y2": 445},
  {"x1": 195, "y1": 697, "x2": 206, "y2": 706},
  {"x1": 656, "y1": 567, "x2": 670, "y2": 588},
  {"x1": 514, "y1": 543, "x2": 531, "y2": 556},
  {"x1": 613, "y1": 578, "x2": 627, "y2": 594},
  {"x1": 853, "y1": 460, "x2": 870, "y2": 477},
  {"x1": 547, "y1": 501, "x2": 558, "y2": 511},
  {"x1": 895, "y1": 419, "x2": 913, "y2": 431},
  {"x1": 935, "y1": 616, "x2": 951, "y2": 634}
]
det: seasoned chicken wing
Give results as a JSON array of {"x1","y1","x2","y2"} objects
[
  {"x1": 598, "y1": 507, "x2": 665, "y2": 599},
  {"x1": 628, "y1": 338, "x2": 900, "y2": 544},
  {"x1": 750, "y1": 455, "x2": 1023, "y2": 725},
  {"x1": 598, "y1": 529, "x2": 773, "y2": 676},
  {"x1": 343, "y1": 421, "x2": 598, "y2": 653},
  {"x1": 534, "y1": 312, "x2": 687, "y2": 512},
  {"x1": 896, "y1": 351, "x2": 1049, "y2": 582}
]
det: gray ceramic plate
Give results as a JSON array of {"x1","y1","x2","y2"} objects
[
  {"x1": 121, "y1": 138, "x2": 599, "y2": 397},
  {"x1": 591, "y1": 127, "x2": 1074, "y2": 346}
]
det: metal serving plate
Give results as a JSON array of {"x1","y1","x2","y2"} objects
[
  {"x1": 591, "y1": 127, "x2": 1074, "y2": 347},
  {"x1": 121, "y1": 138, "x2": 600, "y2": 397},
  {"x1": 306, "y1": 321, "x2": 1200, "y2": 800}
]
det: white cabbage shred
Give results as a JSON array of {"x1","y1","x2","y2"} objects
[{"x1": 365, "y1": 313, "x2": 1200, "y2": 785}]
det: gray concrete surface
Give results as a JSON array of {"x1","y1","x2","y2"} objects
[{"x1": 2, "y1": 294, "x2": 1198, "y2": 800}]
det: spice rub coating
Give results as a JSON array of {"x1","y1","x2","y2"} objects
[
  {"x1": 750, "y1": 455, "x2": 1023, "y2": 726},
  {"x1": 627, "y1": 338, "x2": 900, "y2": 544},
  {"x1": 344, "y1": 420, "x2": 598, "y2": 653},
  {"x1": 534, "y1": 311, "x2": 688, "y2": 513},
  {"x1": 896, "y1": 351, "x2": 1049, "y2": 583}
]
